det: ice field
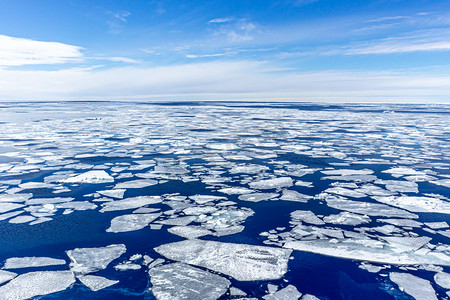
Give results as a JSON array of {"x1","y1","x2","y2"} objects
[{"x1": 0, "y1": 101, "x2": 449, "y2": 299}]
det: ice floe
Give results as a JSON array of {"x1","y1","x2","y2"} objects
[
  {"x1": 149, "y1": 262, "x2": 230, "y2": 300},
  {"x1": 106, "y1": 213, "x2": 161, "y2": 233},
  {"x1": 250, "y1": 177, "x2": 293, "y2": 190},
  {"x1": 373, "y1": 195, "x2": 450, "y2": 214},
  {"x1": 390, "y1": 272, "x2": 437, "y2": 300},
  {"x1": 0, "y1": 271, "x2": 75, "y2": 300},
  {"x1": 167, "y1": 225, "x2": 212, "y2": 239},
  {"x1": 78, "y1": 275, "x2": 119, "y2": 291},
  {"x1": 100, "y1": 196, "x2": 161, "y2": 212},
  {"x1": 66, "y1": 244, "x2": 126, "y2": 274},
  {"x1": 263, "y1": 284, "x2": 302, "y2": 300},
  {"x1": 64, "y1": 170, "x2": 114, "y2": 184},
  {"x1": 3, "y1": 257, "x2": 66, "y2": 269},
  {"x1": 155, "y1": 239, "x2": 292, "y2": 281},
  {"x1": 0, "y1": 270, "x2": 17, "y2": 285}
]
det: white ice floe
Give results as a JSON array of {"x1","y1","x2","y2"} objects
[
  {"x1": 149, "y1": 262, "x2": 230, "y2": 300},
  {"x1": 0, "y1": 270, "x2": 17, "y2": 285},
  {"x1": 390, "y1": 272, "x2": 437, "y2": 300},
  {"x1": 373, "y1": 196, "x2": 450, "y2": 214},
  {"x1": 378, "y1": 218, "x2": 422, "y2": 228},
  {"x1": 382, "y1": 167, "x2": 424, "y2": 176},
  {"x1": 155, "y1": 239, "x2": 292, "y2": 281},
  {"x1": 0, "y1": 193, "x2": 32, "y2": 203},
  {"x1": 0, "y1": 271, "x2": 75, "y2": 300},
  {"x1": 321, "y1": 169, "x2": 373, "y2": 176},
  {"x1": 239, "y1": 193, "x2": 279, "y2": 202},
  {"x1": 78, "y1": 275, "x2": 119, "y2": 292},
  {"x1": 323, "y1": 212, "x2": 370, "y2": 226},
  {"x1": 249, "y1": 177, "x2": 293, "y2": 190},
  {"x1": 100, "y1": 196, "x2": 161, "y2": 212},
  {"x1": 26, "y1": 197, "x2": 74, "y2": 205},
  {"x1": 323, "y1": 195, "x2": 418, "y2": 218},
  {"x1": 63, "y1": 170, "x2": 114, "y2": 184},
  {"x1": 218, "y1": 187, "x2": 254, "y2": 195},
  {"x1": 106, "y1": 213, "x2": 161, "y2": 233},
  {"x1": 434, "y1": 272, "x2": 450, "y2": 289},
  {"x1": 114, "y1": 179, "x2": 158, "y2": 189},
  {"x1": 97, "y1": 189, "x2": 126, "y2": 199},
  {"x1": 229, "y1": 164, "x2": 269, "y2": 174},
  {"x1": 325, "y1": 187, "x2": 366, "y2": 198},
  {"x1": 0, "y1": 203, "x2": 24, "y2": 214},
  {"x1": 156, "y1": 216, "x2": 196, "y2": 226},
  {"x1": 425, "y1": 221, "x2": 449, "y2": 229},
  {"x1": 168, "y1": 225, "x2": 212, "y2": 239},
  {"x1": 263, "y1": 284, "x2": 302, "y2": 300},
  {"x1": 291, "y1": 210, "x2": 324, "y2": 225},
  {"x1": 114, "y1": 263, "x2": 141, "y2": 271},
  {"x1": 8, "y1": 215, "x2": 35, "y2": 224},
  {"x1": 189, "y1": 195, "x2": 227, "y2": 204},
  {"x1": 3, "y1": 257, "x2": 66, "y2": 269},
  {"x1": 284, "y1": 236, "x2": 450, "y2": 266},
  {"x1": 378, "y1": 180, "x2": 418, "y2": 193},
  {"x1": 66, "y1": 244, "x2": 126, "y2": 274},
  {"x1": 431, "y1": 179, "x2": 450, "y2": 189},
  {"x1": 280, "y1": 190, "x2": 311, "y2": 203},
  {"x1": 56, "y1": 201, "x2": 97, "y2": 211}
]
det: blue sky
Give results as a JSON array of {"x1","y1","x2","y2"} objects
[{"x1": 1, "y1": 0, "x2": 450, "y2": 102}]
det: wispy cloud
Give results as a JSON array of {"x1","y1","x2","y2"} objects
[
  {"x1": 105, "y1": 10, "x2": 131, "y2": 33},
  {"x1": 0, "y1": 35, "x2": 83, "y2": 67},
  {"x1": 208, "y1": 18, "x2": 232, "y2": 24},
  {"x1": 346, "y1": 40, "x2": 450, "y2": 55}
]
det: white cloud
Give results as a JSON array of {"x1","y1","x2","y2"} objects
[
  {"x1": 346, "y1": 40, "x2": 450, "y2": 55},
  {"x1": 208, "y1": 18, "x2": 232, "y2": 23},
  {"x1": 0, "y1": 61, "x2": 449, "y2": 102},
  {"x1": 0, "y1": 35, "x2": 83, "y2": 67}
]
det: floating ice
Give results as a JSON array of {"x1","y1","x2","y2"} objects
[
  {"x1": 280, "y1": 190, "x2": 311, "y2": 203},
  {"x1": 26, "y1": 197, "x2": 74, "y2": 205},
  {"x1": 373, "y1": 196, "x2": 450, "y2": 214},
  {"x1": 218, "y1": 187, "x2": 254, "y2": 195},
  {"x1": 390, "y1": 272, "x2": 437, "y2": 300},
  {"x1": 8, "y1": 215, "x2": 35, "y2": 224},
  {"x1": 149, "y1": 262, "x2": 230, "y2": 300},
  {"x1": 106, "y1": 213, "x2": 161, "y2": 233},
  {"x1": 263, "y1": 284, "x2": 302, "y2": 300},
  {"x1": 0, "y1": 270, "x2": 17, "y2": 285},
  {"x1": 323, "y1": 212, "x2": 370, "y2": 226},
  {"x1": 168, "y1": 225, "x2": 212, "y2": 239},
  {"x1": 66, "y1": 244, "x2": 126, "y2": 274},
  {"x1": 97, "y1": 189, "x2": 126, "y2": 199},
  {"x1": 425, "y1": 221, "x2": 449, "y2": 229},
  {"x1": 0, "y1": 271, "x2": 75, "y2": 300},
  {"x1": 189, "y1": 195, "x2": 227, "y2": 204},
  {"x1": 156, "y1": 216, "x2": 196, "y2": 226},
  {"x1": 284, "y1": 236, "x2": 450, "y2": 266},
  {"x1": 239, "y1": 192, "x2": 279, "y2": 202},
  {"x1": 378, "y1": 218, "x2": 422, "y2": 228},
  {"x1": 382, "y1": 167, "x2": 423, "y2": 176},
  {"x1": 321, "y1": 169, "x2": 374, "y2": 176},
  {"x1": 0, "y1": 193, "x2": 32, "y2": 203},
  {"x1": 64, "y1": 170, "x2": 114, "y2": 184},
  {"x1": 114, "y1": 263, "x2": 141, "y2": 270},
  {"x1": 0, "y1": 203, "x2": 24, "y2": 214},
  {"x1": 78, "y1": 275, "x2": 119, "y2": 292},
  {"x1": 56, "y1": 201, "x2": 97, "y2": 211},
  {"x1": 229, "y1": 164, "x2": 269, "y2": 174},
  {"x1": 325, "y1": 187, "x2": 366, "y2": 198},
  {"x1": 100, "y1": 196, "x2": 161, "y2": 212},
  {"x1": 114, "y1": 179, "x2": 158, "y2": 189},
  {"x1": 291, "y1": 210, "x2": 324, "y2": 225},
  {"x1": 250, "y1": 177, "x2": 293, "y2": 190},
  {"x1": 3, "y1": 257, "x2": 66, "y2": 269},
  {"x1": 434, "y1": 272, "x2": 450, "y2": 289},
  {"x1": 155, "y1": 239, "x2": 292, "y2": 281}
]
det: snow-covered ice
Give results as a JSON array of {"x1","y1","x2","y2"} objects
[
  {"x1": 66, "y1": 244, "x2": 126, "y2": 274},
  {"x1": 106, "y1": 213, "x2": 161, "y2": 233},
  {"x1": 390, "y1": 272, "x2": 437, "y2": 300},
  {"x1": 64, "y1": 170, "x2": 114, "y2": 184},
  {"x1": 3, "y1": 257, "x2": 66, "y2": 269},
  {"x1": 78, "y1": 275, "x2": 119, "y2": 291}
]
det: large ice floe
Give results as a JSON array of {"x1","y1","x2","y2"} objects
[
  {"x1": 66, "y1": 244, "x2": 126, "y2": 274},
  {"x1": 107, "y1": 213, "x2": 161, "y2": 233},
  {"x1": 155, "y1": 239, "x2": 292, "y2": 281},
  {"x1": 149, "y1": 262, "x2": 230, "y2": 300},
  {"x1": 2, "y1": 257, "x2": 66, "y2": 269},
  {"x1": 0, "y1": 271, "x2": 75, "y2": 300}
]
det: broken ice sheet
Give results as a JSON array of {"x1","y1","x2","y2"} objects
[
  {"x1": 100, "y1": 196, "x2": 161, "y2": 212},
  {"x1": 106, "y1": 213, "x2": 161, "y2": 233},
  {"x1": 114, "y1": 179, "x2": 158, "y2": 189},
  {"x1": 63, "y1": 170, "x2": 114, "y2": 184},
  {"x1": 149, "y1": 262, "x2": 230, "y2": 300},
  {"x1": 167, "y1": 225, "x2": 212, "y2": 239},
  {"x1": 263, "y1": 284, "x2": 302, "y2": 300},
  {"x1": 373, "y1": 195, "x2": 450, "y2": 214},
  {"x1": 0, "y1": 270, "x2": 17, "y2": 285},
  {"x1": 78, "y1": 275, "x2": 119, "y2": 292},
  {"x1": 66, "y1": 244, "x2": 126, "y2": 274},
  {"x1": 3, "y1": 257, "x2": 66, "y2": 269},
  {"x1": 155, "y1": 239, "x2": 292, "y2": 281},
  {"x1": 249, "y1": 177, "x2": 293, "y2": 190},
  {"x1": 390, "y1": 272, "x2": 437, "y2": 300},
  {"x1": 0, "y1": 271, "x2": 75, "y2": 300}
]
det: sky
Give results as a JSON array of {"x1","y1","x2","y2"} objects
[{"x1": 1, "y1": 0, "x2": 450, "y2": 102}]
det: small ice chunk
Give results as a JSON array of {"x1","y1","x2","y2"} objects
[
  {"x1": 434, "y1": 272, "x2": 450, "y2": 289},
  {"x1": 114, "y1": 179, "x2": 158, "y2": 189},
  {"x1": 3, "y1": 257, "x2": 66, "y2": 269},
  {"x1": 218, "y1": 187, "x2": 254, "y2": 195},
  {"x1": 321, "y1": 169, "x2": 373, "y2": 176},
  {"x1": 230, "y1": 287, "x2": 247, "y2": 296},
  {"x1": 359, "y1": 262, "x2": 383, "y2": 273},
  {"x1": 66, "y1": 244, "x2": 126, "y2": 274},
  {"x1": 250, "y1": 177, "x2": 293, "y2": 190},
  {"x1": 189, "y1": 195, "x2": 227, "y2": 204},
  {"x1": 100, "y1": 196, "x2": 161, "y2": 212},
  {"x1": 239, "y1": 193, "x2": 279, "y2": 202},
  {"x1": 291, "y1": 210, "x2": 324, "y2": 225},
  {"x1": 155, "y1": 239, "x2": 292, "y2": 281},
  {"x1": 206, "y1": 143, "x2": 238, "y2": 150},
  {"x1": 280, "y1": 190, "x2": 311, "y2": 203},
  {"x1": 0, "y1": 271, "x2": 75, "y2": 300},
  {"x1": 78, "y1": 275, "x2": 119, "y2": 291},
  {"x1": 390, "y1": 272, "x2": 437, "y2": 300},
  {"x1": 168, "y1": 225, "x2": 212, "y2": 239},
  {"x1": 149, "y1": 262, "x2": 230, "y2": 300},
  {"x1": 114, "y1": 263, "x2": 141, "y2": 271},
  {"x1": 323, "y1": 212, "x2": 370, "y2": 226},
  {"x1": 106, "y1": 213, "x2": 161, "y2": 233},
  {"x1": 8, "y1": 215, "x2": 35, "y2": 224},
  {"x1": 64, "y1": 170, "x2": 114, "y2": 184},
  {"x1": 97, "y1": 189, "x2": 126, "y2": 199},
  {"x1": 301, "y1": 295, "x2": 320, "y2": 300},
  {"x1": 0, "y1": 270, "x2": 17, "y2": 285},
  {"x1": 263, "y1": 284, "x2": 302, "y2": 300}
]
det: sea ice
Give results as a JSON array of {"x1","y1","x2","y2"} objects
[
  {"x1": 373, "y1": 196, "x2": 450, "y2": 214},
  {"x1": 114, "y1": 179, "x2": 158, "y2": 189},
  {"x1": 3, "y1": 257, "x2": 66, "y2": 269},
  {"x1": 0, "y1": 203, "x2": 24, "y2": 214},
  {"x1": 97, "y1": 189, "x2": 126, "y2": 199},
  {"x1": 149, "y1": 262, "x2": 230, "y2": 300},
  {"x1": 168, "y1": 225, "x2": 212, "y2": 239},
  {"x1": 66, "y1": 244, "x2": 126, "y2": 274},
  {"x1": 189, "y1": 195, "x2": 227, "y2": 204},
  {"x1": 64, "y1": 170, "x2": 114, "y2": 184},
  {"x1": 100, "y1": 196, "x2": 161, "y2": 212},
  {"x1": 155, "y1": 239, "x2": 292, "y2": 281},
  {"x1": 78, "y1": 275, "x2": 119, "y2": 291},
  {"x1": 323, "y1": 212, "x2": 370, "y2": 226},
  {"x1": 291, "y1": 210, "x2": 324, "y2": 225},
  {"x1": 250, "y1": 177, "x2": 293, "y2": 190},
  {"x1": 263, "y1": 284, "x2": 302, "y2": 300},
  {"x1": 390, "y1": 272, "x2": 437, "y2": 300},
  {"x1": 238, "y1": 193, "x2": 279, "y2": 202},
  {"x1": 0, "y1": 271, "x2": 75, "y2": 300},
  {"x1": 106, "y1": 213, "x2": 161, "y2": 233},
  {"x1": 280, "y1": 190, "x2": 311, "y2": 203},
  {"x1": 0, "y1": 270, "x2": 17, "y2": 285},
  {"x1": 8, "y1": 215, "x2": 35, "y2": 224},
  {"x1": 434, "y1": 272, "x2": 450, "y2": 289}
]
